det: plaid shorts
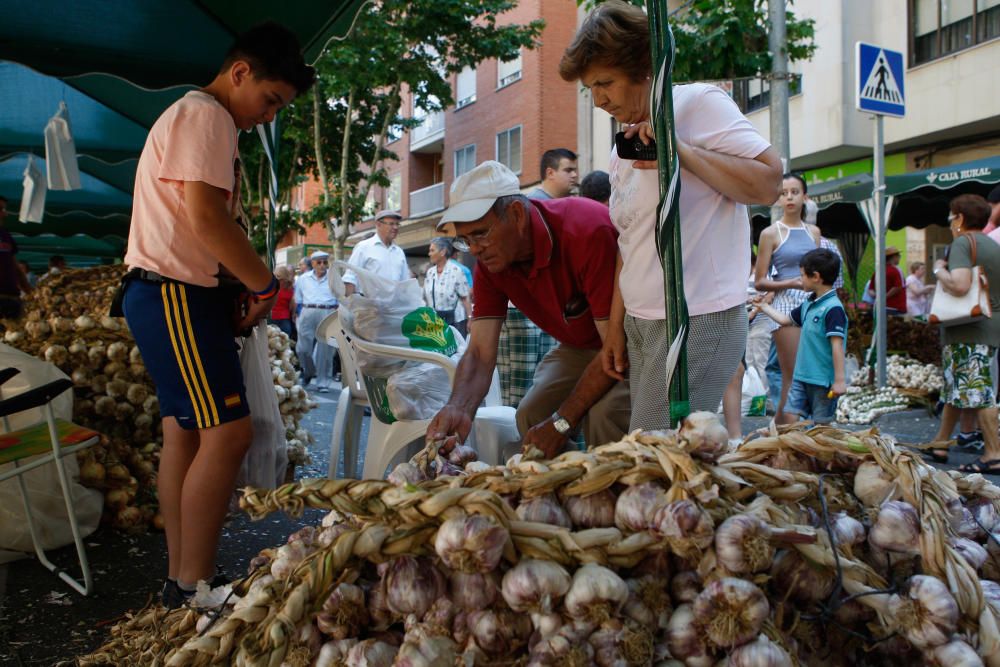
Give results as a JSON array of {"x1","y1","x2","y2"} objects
[
  {"x1": 495, "y1": 307, "x2": 557, "y2": 408},
  {"x1": 942, "y1": 343, "x2": 997, "y2": 409}
]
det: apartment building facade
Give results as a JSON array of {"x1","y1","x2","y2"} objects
[
  {"x1": 278, "y1": 0, "x2": 580, "y2": 269},
  {"x1": 578, "y1": 0, "x2": 1000, "y2": 277}
]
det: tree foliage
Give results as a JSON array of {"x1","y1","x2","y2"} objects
[
  {"x1": 239, "y1": 0, "x2": 543, "y2": 259},
  {"x1": 579, "y1": 0, "x2": 816, "y2": 82}
]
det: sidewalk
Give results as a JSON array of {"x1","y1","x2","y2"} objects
[{"x1": 0, "y1": 392, "x2": 974, "y2": 665}]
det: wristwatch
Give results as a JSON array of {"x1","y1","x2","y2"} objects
[{"x1": 552, "y1": 413, "x2": 573, "y2": 435}]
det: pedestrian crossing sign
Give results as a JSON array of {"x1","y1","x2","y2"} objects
[{"x1": 856, "y1": 42, "x2": 906, "y2": 117}]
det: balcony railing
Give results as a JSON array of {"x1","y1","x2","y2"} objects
[
  {"x1": 695, "y1": 74, "x2": 802, "y2": 115},
  {"x1": 410, "y1": 111, "x2": 445, "y2": 152},
  {"x1": 409, "y1": 182, "x2": 445, "y2": 218}
]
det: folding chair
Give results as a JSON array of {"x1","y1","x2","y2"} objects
[{"x1": 0, "y1": 367, "x2": 101, "y2": 595}]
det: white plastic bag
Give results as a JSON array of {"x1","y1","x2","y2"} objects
[
  {"x1": 236, "y1": 322, "x2": 288, "y2": 489},
  {"x1": 330, "y1": 260, "x2": 458, "y2": 356},
  {"x1": 386, "y1": 362, "x2": 452, "y2": 421},
  {"x1": 741, "y1": 366, "x2": 767, "y2": 417},
  {"x1": 0, "y1": 343, "x2": 102, "y2": 563}
]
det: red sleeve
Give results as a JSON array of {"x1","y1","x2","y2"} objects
[
  {"x1": 575, "y1": 220, "x2": 618, "y2": 320},
  {"x1": 471, "y1": 263, "x2": 508, "y2": 319}
]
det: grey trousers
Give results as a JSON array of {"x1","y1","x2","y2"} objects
[
  {"x1": 295, "y1": 307, "x2": 335, "y2": 389},
  {"x1": 625, "y1": 304, "x2": 748, "y2": 431},
  {"x1": 515, "y1": 344, "x2": 631, "y2": 449}
]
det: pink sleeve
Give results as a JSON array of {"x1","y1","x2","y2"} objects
[
  {"x1": 157, "y1": 103, "x2": 237, "y2": 193},
  {"x1": 685, "y1": 86, "x2": 771, "y2": 159}
]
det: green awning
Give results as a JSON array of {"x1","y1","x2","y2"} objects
[
  {"x1": 13, "y1": 234, "x2": 125, "y2": 270},
  {"x1": 886, "y1": 156, "x2": 1000, "y2": 230},
  {"x1": 0, "y1": 1, "x2": 368, "y2": 89}
]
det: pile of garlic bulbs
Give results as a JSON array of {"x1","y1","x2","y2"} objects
[
  {"x1": 850, "y1": 355, "x2": 943, "y2": 395},
  {"x1": 81, "y1": 417, "x2": 1000, "y2": 666},
  {"x1": 266, "y1": 324, "x2": 316, "y2": 469},
  {"x1": 837, "y1": 385, "x2": 910, "y2": 424},
  {"x1": 1, "y1": 267, "x2": 317, "y2": 528}
]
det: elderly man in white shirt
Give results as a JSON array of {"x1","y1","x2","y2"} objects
[
  {"x1": 294, "y1": 250, "x2": 339, "y2": 392},
  {"x1": 343, "y1": 209, "x2": 410, "y2": 295}
]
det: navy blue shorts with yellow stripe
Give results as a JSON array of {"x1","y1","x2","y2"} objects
[{"x1": 123, "y1": 277, "x2": 249, "y2": 430}]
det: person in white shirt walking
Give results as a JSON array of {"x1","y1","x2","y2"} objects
[
  {"x1": 294, "y1": 250, "x2": 338, "y2": 392},
  {"x1": 343, "y1": 209, "x2": 410, "y2": 295}
]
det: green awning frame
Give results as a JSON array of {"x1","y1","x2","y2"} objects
[{"x1": 885, "y1": 156, "x2": 1000, "y2": 230}]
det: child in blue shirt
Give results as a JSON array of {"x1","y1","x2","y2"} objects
[{"x1": 756, "y1": 248, "x2": 847, "y2": 423}]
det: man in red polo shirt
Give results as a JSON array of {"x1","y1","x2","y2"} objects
[{"x1": 427, "y1": 161, "x2": 630, "y2": 457}]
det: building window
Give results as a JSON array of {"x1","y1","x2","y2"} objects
[
  {"x1": 386, "y1": 173, "x2": 402, "y2": 212},
  {"x1": 455, "y1": 144, "x2": 476, "y2": 178},
  {"x1": 496, "y1": 126, "x2": 522, "y2": 175},
  {"x1": 456, "y1": 67, "x2": 476, "y2": 109},
  {"x1": 497, "y1": 50, "x2": 522, "y2": 88},
  {"x1": 910, "y1": 0, "x2": 1000, "y2": 65}
]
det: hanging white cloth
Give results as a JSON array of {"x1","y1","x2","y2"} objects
[
  {"x1": 44, "y1": 101, "x2": 81, "y2": 191},
  {"x1": 19, "y1": 155, "x2": 46, "y2": 223}
]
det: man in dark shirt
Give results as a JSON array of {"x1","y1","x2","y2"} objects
[
  {"x1": 0, "y1": 196, "x2": 33, "y2": 317},
  {"x1": 867, "y1": 246, "x2": 907, "y2": 314},
  {"x1": 427, "y1": 161, "x2": 630, "y2": 457}
]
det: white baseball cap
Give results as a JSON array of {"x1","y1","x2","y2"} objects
[
  {"x1": 437, "y1": 160, "x2": 521, "y2": 231},
  {"x1": 310, "y1": 250, "x2": 330, "y2": 261}
]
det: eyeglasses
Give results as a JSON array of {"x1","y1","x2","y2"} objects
[
  {"x1": 378, "y1": 220, "x2": 401, "y2": 228},
  {"x1": 453, "y1": 218, "x2": 498, "y2": 252},
  {"x1": 313, "y1": 259, "x2": 328, "y2": 264}
]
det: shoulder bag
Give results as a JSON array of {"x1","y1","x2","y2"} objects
[{"x1": 928, "y1": 233, "x2": 992, "y2": 326}]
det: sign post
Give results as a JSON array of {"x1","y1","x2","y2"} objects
[{"x1": 856, "y1": 42, "x2": 905, "y2": 387}]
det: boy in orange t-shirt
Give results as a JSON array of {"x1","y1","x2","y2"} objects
[{"x1": 121, "y1": 22, "x2": 315, "y2": 608}]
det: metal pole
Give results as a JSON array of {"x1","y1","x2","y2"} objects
[
  {"x1": 768, "y1": 0, "x2": 790, "y2": 162},
  {"x1": 873, "y1": 114, "x2": 887, "y2": 387}
]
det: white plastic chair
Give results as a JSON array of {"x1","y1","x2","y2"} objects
[
  {"x1": 317, "y1": 311, "x2": 367, "y2": 479},
  {"x1": 320, "y1": 312, "x2": 517, "y2": 479}
]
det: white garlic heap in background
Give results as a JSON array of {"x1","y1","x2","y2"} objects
[
  {"x1": 850, "y1": 355, "x2": 944, "y2": 394},
  {"x1": 836, "y1": 385, "x2": 909, "y2": 424},
  {"x1": 0, "y1": 266, "x2": 318, "y2": 530}
]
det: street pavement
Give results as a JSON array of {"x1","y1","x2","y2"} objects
[{"x1": 0, "y1": 385, "x2": 985, "y2": 665}]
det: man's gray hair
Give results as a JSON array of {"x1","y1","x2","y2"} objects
[{"x1": 491, "y1": 194, "x2": 531, "y2": 221}]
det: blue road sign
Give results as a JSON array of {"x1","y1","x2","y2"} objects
[{"x1": 856, "y1": 42, "x2": 906, "y2": 117}]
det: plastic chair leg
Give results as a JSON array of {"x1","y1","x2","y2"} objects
[
  {"x1": 344, "y1": 401, "x2": 365, "y2": 479},
  {"x1": 45, "y1": 409, "x2": 93, "y2": 595},
  {"x1": 328, "y1": 386, "x2": 351, "y2": 479},
  {"x1": 362, "y1": 419, "x2": 431, "y2": 480}
]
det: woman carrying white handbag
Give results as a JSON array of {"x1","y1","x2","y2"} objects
[{"x1": 925, "y1": 194, "x2": 1000, "y2": 473}]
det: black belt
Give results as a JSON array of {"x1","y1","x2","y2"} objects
[
  {"x1": 128, "y1": 267, "x2": 169, "y2": 283},
  {"x1": 303, "y1": 304, "x2": 337, "y2": 309}
]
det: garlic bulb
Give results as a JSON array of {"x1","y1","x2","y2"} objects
[
  {"x1": 528, "y1": 623, "x2": 596, "y2": 666},
  {"x1": 394, "y1": 631, "x2": 456, "y2": 667},
  {"x1": 386, "y1": 462, "x2": 425, "y2": 487},
  {"x1": 769, "y1": 548, "x2": 835, "y2": 604},
  {"x1": 678, "y1": 411, "x2": 730, "y2": 462},
  {"x1": 950, "y1": 537, "x2": 988, "y2": 570},
  {"x1": 931, "y1": 639, "x2": 984, "y2": 667},
  {"x1": 627, "y1": 575, "x2": 671, "y2": 630},
  {"x1": 447, "y1": 444, "x2": 478, "y2": 466},
  {"x1": 316, "y1": 583, "x2": 368, "y2": 640},
  {"x1": 344, "y1": 639, "x2": 397, "y2": 667},
  {"x1": 270, "y1": 540, "x2": 313, "y2": 579},
  {"x1": 615, "y1": 482, "x2": 668, "y2": 533},
  {"x1": 952, "y1": 505, "x2": 981, "y2": 540},
  {"x1": 564, "y1": 563, "x2": 629, "y2": 623},
  {"x1": 715, "y1": 514, "x2": 776, "y2": 574},
  {"x1": 449, "y1": 571, "x2": 498, "y2": 611},
  {"x1": 853, "y1": 461, "x2": 899, "y2": 507},
  {"x1": 654, "y1": 499, "x2": 714, "y2": 558},
  {"x1": 829, "y1": 511, "x2": 866, "y2": 548},
  {"x1": 887, "y1": 575, "x2": 958, "y2": 649},
  {"x1": 385, "y1": 556, "x2": 446, "y2": 619},
  {"x1": 729, "y1": 635, "x2": 793, "y2": 667},
  {"x1": 562, "y1": 489, "x2": 617, "y2": 528},
  {"x1": 467, "y1": 608, "x2": 532, "y2": 655},
  {"x1": 692, "y1": 577, "x2": 770, "y2": 649},
  {"x1": 516, "y1": 494, "x2": 572, "y2": 528},
  {"x1": 968, "y1": 497, "x2": 999, "y2": 535},
  {"x1": 670, "y1": 571, "x2": 701, "y2": 605},
  {"x1": 869, "y1": 501, "x2": 921, "y2": 554},
  {"x1": 665, "y1": 604, "x2": 713, "y2": 666},
  {"x1": 500, "y1": 559, "x2": 571, "y2": 613},
  {"x1": 434, "y1": 514, "x2": 508, "y2": 573}
]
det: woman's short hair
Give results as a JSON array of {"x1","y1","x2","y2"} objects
[
  {"x1": 909, "y1": 261, "x2": 924, "y2": 274},
  {"x1": 950, "y1": 194, "x2": 991, "y2": 230},
  {"x1": 559, "y1": 1, "x2": 651, "y2": 83},
  {"x1": 274, "y1": 265, "x2": 293, "y2": 281},
  {"x1": 430, "y1": 237, "x2": 455, "y2": 257}
]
